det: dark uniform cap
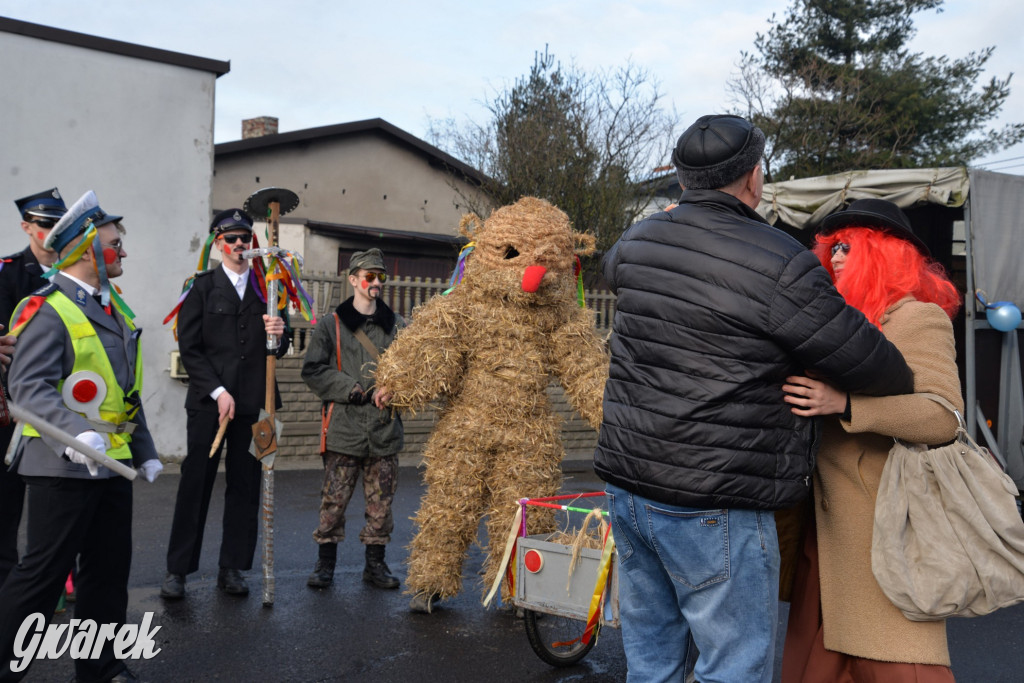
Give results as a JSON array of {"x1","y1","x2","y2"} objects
[
  {"x1": 93, "y1": 209, "x2": 124, "y2": 230},
  {"x1": 673, "y1": 115, "x2": 765, "y2": 190},
  {"x1": 15, "y1": 187, "x2": 67, "y2": 220},
  {"x1": 209, "y1": 208, "x2": 254, "y2": 236},
  {"x1": 348, "y1": 248, "x2": 386, "y2": 275},
  {"x1": 819, "y1": 198, "x2": 930, "y2": 257}
]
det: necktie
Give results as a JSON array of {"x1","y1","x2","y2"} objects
[{"x1": 92, "y1": 294, "x2": 111, "y2": 316}]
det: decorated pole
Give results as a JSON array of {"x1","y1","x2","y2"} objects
[{"x1": 243, "y1": 186, "x2": 300, "y2": 607}]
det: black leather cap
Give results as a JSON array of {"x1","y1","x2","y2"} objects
[{"x1": 673, "y1": 115, "x2": 765, "y2": 190}]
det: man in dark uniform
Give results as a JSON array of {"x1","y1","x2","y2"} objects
[
  {"x1": 0, "y1": 190, "x2": 161, "y2": 682},
  {"x1": 161, "y1": 208, "x2": 288, "y2": 600},
  {"x1": 0, "y1": 187, "x2": 66, "y2": 589}
]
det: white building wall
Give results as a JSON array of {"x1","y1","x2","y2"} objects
[{"x1": 1, "y1": 30, "x2": 219, "y2": 458}]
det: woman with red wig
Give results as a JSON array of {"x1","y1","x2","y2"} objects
[{"x1": 781, "y1": 198, "x2": 963, "y2": 682}]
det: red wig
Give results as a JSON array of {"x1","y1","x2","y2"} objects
[{"x1": 813, "y1": 227, "x2": 960, "y2": 328}]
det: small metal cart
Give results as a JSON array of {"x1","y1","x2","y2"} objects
[{"x1": 489, "y1": 492, "x2": 619, "y2": 666}]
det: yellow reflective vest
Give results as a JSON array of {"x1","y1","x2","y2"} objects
[{"x1": 19, "y1": 290, "x2": 142, "y2": 461}]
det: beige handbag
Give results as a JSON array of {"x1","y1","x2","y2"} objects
[{"x1": 872, "y1": 393, "x2": 1024, "y2": 621}]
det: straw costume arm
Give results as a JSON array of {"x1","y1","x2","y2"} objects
[
  {"x1": 374, "y1": 293, "x2": 466, "y2": 413},
  {"x1": 548, "y1": 303, "x2": 608, "y2": 429}
]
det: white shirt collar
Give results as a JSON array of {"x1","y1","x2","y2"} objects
[
  {"x1": 62, "y1": 272, "x2": 98, "y2": 296},
  {"x1": 221, "y1": 263, "x2": 250, "y2": 299}
]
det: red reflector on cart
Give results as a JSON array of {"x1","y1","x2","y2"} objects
[{"x1": 524, "y1": 549, "x2": 544, "y2": 573}]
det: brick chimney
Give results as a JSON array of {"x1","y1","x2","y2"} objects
[{"x1": 242, "y1": 116, "x2": 279, "y2": 139}]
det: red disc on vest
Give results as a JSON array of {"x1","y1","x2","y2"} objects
[
  {"x1": 524, "y1": 549, "x2": 544, "y2": 573},
  {"x1": 72, "y1": 380, "x2": 98, "y2": 404}
]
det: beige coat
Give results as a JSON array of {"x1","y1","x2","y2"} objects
[{"x1": 814, "y1": 296, "x2": 962, "y2": 665}]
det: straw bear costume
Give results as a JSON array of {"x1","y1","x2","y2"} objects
[{"x1": 375, "y1": 197, "x2": 609, "y2": 603}]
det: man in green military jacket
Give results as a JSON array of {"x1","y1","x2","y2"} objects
[{"x1": 301, "y1": 248, "x2": 403, "y2": 590}]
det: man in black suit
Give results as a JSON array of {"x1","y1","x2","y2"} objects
[
  {"x1": 0, "y1": 187, "x2": 66, "y2": 589},
  {"x1": 161, "y1": 208, "x2": 288, "y2": 599}
]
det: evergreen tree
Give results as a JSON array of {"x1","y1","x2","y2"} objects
[{"x1": 731, "y1": 0, "x2": 1024, "y2": 181}]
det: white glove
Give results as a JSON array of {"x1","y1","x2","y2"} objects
[
  {"x1": 65, "y1": 431, "x2": 105, "y2": 477},
  {"x1": 139, "y1": 459, "x2": 164, "y2": 483}
]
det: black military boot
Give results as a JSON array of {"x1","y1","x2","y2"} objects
[
  {"x1": 363, "y1": 544, "x2": 400, "y2": 589},
  {"x1": 307, "y1": 542, "x2": 336, "y2": 588}
]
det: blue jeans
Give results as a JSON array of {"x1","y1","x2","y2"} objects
[{"x1": 606, "y1": 484, "x2": 780, "y2": 683}]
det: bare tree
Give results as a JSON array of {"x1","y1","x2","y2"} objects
[{"x1": 429, "y1": 47, "x2": 677, "y2": 253}]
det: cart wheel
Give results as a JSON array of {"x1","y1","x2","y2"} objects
[{"x1": 523, "y1": 609, "x2": 597, "y2": 666}]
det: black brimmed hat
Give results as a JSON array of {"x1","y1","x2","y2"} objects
[
  {"x1": 673, "y1": 115, "x2": 765, "y2": 190},
  {"x1": 209, "y1": 208, "x2": 254, "y2": 236},
  {"x1": 819, "y1": 198, "x2": 929, "y2": 257}
]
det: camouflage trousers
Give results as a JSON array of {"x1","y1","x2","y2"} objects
[{"x1": 313, "y1": 451, "x2": 398, "y2": 546}]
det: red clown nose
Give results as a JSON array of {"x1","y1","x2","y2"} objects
[{"x1": 521, "y1": 265, "x2": 546, "y2": 293}]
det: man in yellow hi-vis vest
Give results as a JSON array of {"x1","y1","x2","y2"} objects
[{"x1": 0, "y1": 190, "x2": 160, "y2": 682}]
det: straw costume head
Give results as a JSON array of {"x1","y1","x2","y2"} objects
[{"x1": 374, "y1": 197, "x2": 609, "y2": 608}]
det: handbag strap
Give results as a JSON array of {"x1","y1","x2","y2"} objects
[
  {"x1": 914, "y1": 393, "x2": 1000, "y2": 470},
  {"x1": 915, "y1": 392, "x2": 966, "y2": 431}
]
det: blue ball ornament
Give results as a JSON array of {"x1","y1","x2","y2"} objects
[{"x1": 986, "y1": 302, "x2": 1022, "y2": 332}]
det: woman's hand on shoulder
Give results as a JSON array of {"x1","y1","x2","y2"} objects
[{"x1": 783, "y1": 375, "x2": 847, "y2": 417}]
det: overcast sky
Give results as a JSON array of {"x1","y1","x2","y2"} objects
[{"x1": 5, "y1": 0, "x2": 1023, "y2": 174}]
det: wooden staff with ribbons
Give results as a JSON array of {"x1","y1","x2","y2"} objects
[{"x1": 242, "y1": 186, "x2": 299, "y2": 607}]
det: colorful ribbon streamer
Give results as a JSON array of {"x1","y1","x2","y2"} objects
[
  {"x1": 162, "y1": 232, "x2": 316, "y2": 339},
  {"x1": 442, "y1": 242, "x2": 475, "y2": 295}
]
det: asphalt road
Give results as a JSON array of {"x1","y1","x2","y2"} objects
[{"x1": 14, "y1": 461, "x2": 1024, "y2": 682}]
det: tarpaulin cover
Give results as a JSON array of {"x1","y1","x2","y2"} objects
[
  {"x1": 757, "y1": 167, "x2": 969, "y2": 232},
  {"x1": 967, "y1": 169, "x2": 1024, "y2": 305}
]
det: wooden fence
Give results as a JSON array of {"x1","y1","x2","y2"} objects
[{"x1": 291, "y1": 272, "x2": 617, "y2": 331}]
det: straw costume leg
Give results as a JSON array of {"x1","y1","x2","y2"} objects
[
  {"x1": 406, "y1": 427, "x2": 489, "y2": 601},
  {"x1": 480, "y1": 414, "x2": 563, "y2": 599}
]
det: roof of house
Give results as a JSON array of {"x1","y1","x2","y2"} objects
[
  {"x1": 0, "y1": 16, "x2": 230, "y2": 76},
  {"x1": 215, "y1": 118, "x2": 488, "y2": 187},
  {"x1": 305, "y1": 219, "x2": 466, "y2": 247}
]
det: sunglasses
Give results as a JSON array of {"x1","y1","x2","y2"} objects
[
  {"x1": 27, "y1": 217, "x2": 57, "y2": 229},
  {"x1": 220, "y1": 234, "x2": 252, "y2": 245},
  {"x1": 831, "y1": 242, "x2": 851, "y2": 256},
  {"x1": 363, "y1": 272, "x2": 387, "y2": 284}
]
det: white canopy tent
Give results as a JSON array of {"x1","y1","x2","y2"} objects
[{"x1": 757, "y1": 167, "x2": 1024, "y2": 487}]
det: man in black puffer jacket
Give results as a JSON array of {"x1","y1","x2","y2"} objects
[{"x1": 595, "y1": 114, "x2": 914, "y2": 683}]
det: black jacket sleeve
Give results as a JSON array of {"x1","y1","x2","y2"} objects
[{"x1": 767, "y1": 250, "x2": 914, "y2": 396}]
